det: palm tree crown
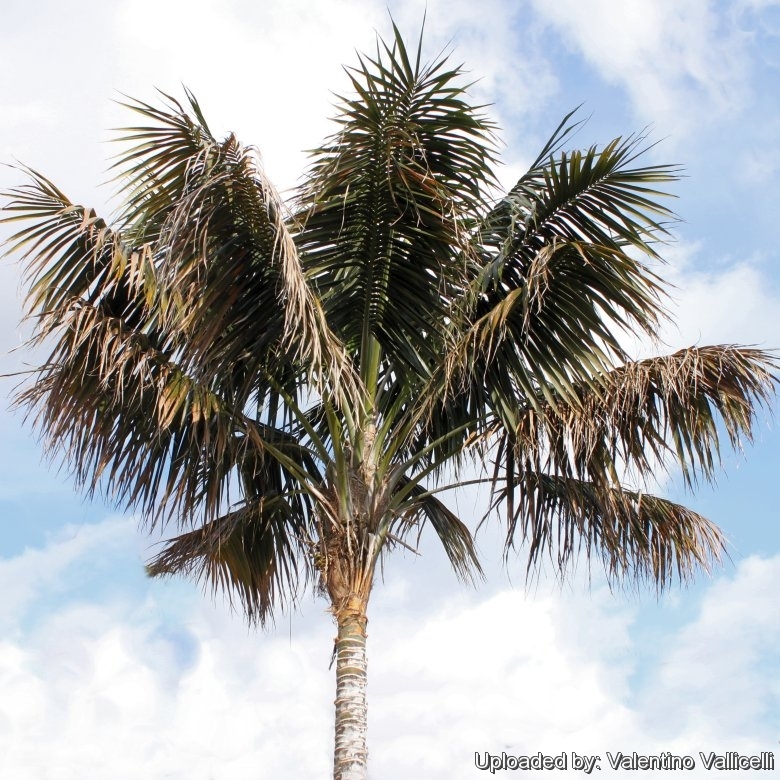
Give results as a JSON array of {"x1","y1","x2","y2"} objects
[{"x1": 2, "y1": 24, "x2": 776, "y2": 780}]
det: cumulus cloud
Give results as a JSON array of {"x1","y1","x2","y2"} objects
[
  {"x1": 1, "y1": 521, "x2": 777, "y2": 778},
  {"x1": 0, "y1": 260, "x2": 26, "y2": 370},
  {"x1": 106, "y1": 0, "x2": 554, "y2": 193},
  {"x1": 622, "y1": 241, "x2": 780, "y2": 356},
  {"x1": 666, "y1": 258, "x2": 780, "y2": 349},
  {"x1": 391, "y1": 0, "x2": 559, "y2": 127},
  {"x1": 528, "y1": 0, "x2": 750, "y2": 139},
  {"x1": 0, "y1": 517, "x2": 137, "y2": 628},
  {"x1": 109, "y1": 0, "x2": 390, "y2": 194}
]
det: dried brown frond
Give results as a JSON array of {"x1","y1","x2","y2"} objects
[
  {"x1": 495, "y1": 471, "x2": 725, "y2": 589},
  {"x1": 146, "y1": 497, "x2": 314, "y2": 625}
]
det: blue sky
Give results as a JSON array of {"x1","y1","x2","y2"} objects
[{"x1": 1, "y1": 1, "x2": 779, "y2": 777}]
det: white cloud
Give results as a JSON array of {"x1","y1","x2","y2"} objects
[
  {"x1": 637, "y1": 554, "x2": 780, "y2": 747},
  {"x1": 0, "y1": 102, "x2": 55, "y2": 133},
  {"x1": 662, "y1": 247, "x2": 780, "y2": 349},
  {"x1": 1, "y1": 521, "x2": 778, "y2": 778},
  {"x1": 615, "y1": 237, "x2": 780, "y2": 360},
  {"x1": 528, "y1": 0, "x2": 749, "y2": 140},
  {"x1": 391, "y1": 0, "x2": 558, "y2": 124},
  {"x1": 106, "y1": 0, "x2": 553, "y2": 192},
  {"x1": 110, "y1": 0, "x2": 389, "y2": 194},
  {"x1": 0, "y1": 517, "x2": 137, "y2": 628},
  {"x1": 0, "y1": 259, "x2": 26, "y2": 369}
]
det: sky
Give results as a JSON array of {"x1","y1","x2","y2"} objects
[{"x1": 1, "y1": 1, "x2": 779, "y2": 778}]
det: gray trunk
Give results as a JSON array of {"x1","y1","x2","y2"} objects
[{"x1": 333, "y1": 601, "x2": 368, "y2": 780}]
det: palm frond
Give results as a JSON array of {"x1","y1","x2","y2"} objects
[
  {"x1": 580, "y1": 345, "x2": 776, "y2": 487},
  {"x1": 297, "y1": 22, "x2": 497, "y2": 394},
  {"x1": 111, "y1": 89, "x2": 217, "y2": 240},
  {"x1": 146, "y1": 495, "x2": 314, "y2": 625},
  {"x1": 494, "y1": 471, "x2": 725, "y2": 588},
  {"x1": 2, "y1": 167, "x2": 139, "y2": 323},
  {"x1": 385, "y1": 475, "x2": 483, "y2": 584},
  {"x1": 485, "y1": 345, "x2": 777, "y2": 588},
  {"x1": 1, "y1": 170, "x2": 324, "y2": 530},
  {"x1": 114, "y1": 92, "x2": 359, "y2": 411},
  {"x1": 479, "y1": 120, "x2": 678, "y2": 271},
  {"x1": 448, "y1": 125, "x2": 680, "y2": 425},
  {"x1": 497, "y1": 345, "x2": 778, "y2": 495}
]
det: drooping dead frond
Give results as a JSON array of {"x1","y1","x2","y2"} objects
[
  {"x1": 2, "y1": 167, "x2": 139, "y2": 331},
  {"x1": 486, "y1": 345, "x2": 776, "y2": 588},
  {"x1": 1, "y1": 167, "x2": 325, "y2": 533},
  {"x1": 146, "y1": 496, "x2": 315, "y2": 625},
  {"x1": 494, "y1": 471, "x2": 725, "y2": 589},
  {"x1": 499, "y1": 345, "x2": 778, "y2": 495},
  {"x1": 578, "y1": 345, "x2": 777, "y2": 485},
  {"x1": 114, "y1": 94, "x2": 361, "y2": 411}
]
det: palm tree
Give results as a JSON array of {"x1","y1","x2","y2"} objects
[{"x1": 2, "y1": 24, "x2": 776, "y2": 780}]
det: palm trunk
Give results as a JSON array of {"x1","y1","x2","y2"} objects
[{"x1": 333, "y1": 595, "x2": 368, "y2": 780}]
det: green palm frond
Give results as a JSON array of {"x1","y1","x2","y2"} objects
[
  {"x1": 297, "y1": 22, "x2": 496, "y2": 395},
  {"x1": 384, "y1": 475, "x2": 483, "y2": 584},
  {"x1": 481, "y1": 127, "x2": 678, "y2": 266},
  {"x1": 450, "y1": 126, "x2": 679, "y2": 423}
]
